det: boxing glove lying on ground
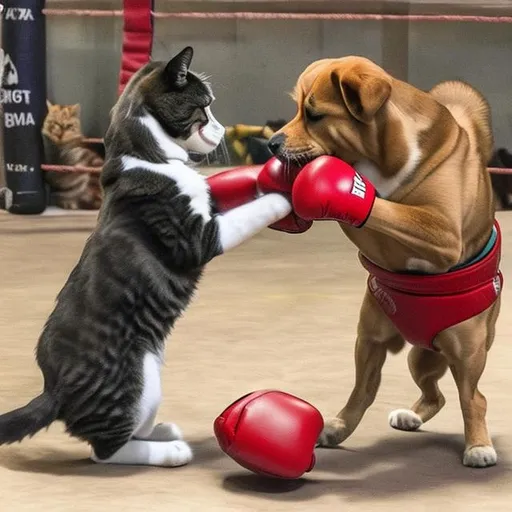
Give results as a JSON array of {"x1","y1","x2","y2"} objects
[
  {"x1": 207, "y1": 158, "x2": 312, "y2": 234},
  {"x1": 214, "y1": 390, "x2": 324, "y2": 479}
]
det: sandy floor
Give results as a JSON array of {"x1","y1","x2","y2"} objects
[{"x1": 0, "y1": 209, "x2": 511, "y2": 511}]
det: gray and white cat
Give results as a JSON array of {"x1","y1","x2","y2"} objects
[{"x1": 0, "y1": 47, "x2": 291, "y2": 467}]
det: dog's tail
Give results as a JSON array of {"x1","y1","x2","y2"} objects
[
  {"x1": 429, "y1": 80, "x2": 493, "y2": 166},
  {"x1": 0, "y1": 391, "x2": 59, "y2": 445}
]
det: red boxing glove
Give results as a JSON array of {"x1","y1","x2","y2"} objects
[
  {"x1": 292, "y1": 156, "x2": 376, "y2": 228},
  {"x1": 257, "y1": 158, "x2": 313, "y2": 234},
  {"x1": 207, "y1": 158, "x2": 297, "y2": 213},
  {"x1": 207, "y1": 166, "x2": 261, "y2": 213},
  {"x1": 207, "y1": 159, "x2": 311, "y2": 234},
  {"x1": 214, "y1": 390, "x2": 324, "y2": 479},
  {"x1": 257, "y1": 157, "x2": 300, "y2": 195}
]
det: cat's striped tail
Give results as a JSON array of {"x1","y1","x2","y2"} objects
[{"x1": 0, "y1": 391, "x2": 59, "y2": 444}]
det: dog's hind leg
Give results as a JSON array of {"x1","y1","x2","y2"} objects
[
  {"x1": 389, "y1": 346, "x2": 448, "y2": 431},
  {"x1": 318, "y1": 290, "x2": 405, "y2": 448},
  {"x1": 447, "y1": 343, "x2": 496, "y2": 467},
  {"x1": 436, "y1": 301, "x2": 500, "y2": 468}
]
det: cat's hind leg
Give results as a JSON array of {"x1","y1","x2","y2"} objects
[
  {"x1": 130, "y1": 351, "x2": 183, "y2": 443},
  {"x1": 131, "y1": 350, "x2": 192, "y2": 465},
  {"x1": 140, "y1": 422, "x2": 184, "y2": 442},
  {"x1": 90, "y1": 352, "x2": 192, "y2": 467}
]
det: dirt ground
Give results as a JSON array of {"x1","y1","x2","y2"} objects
[{"x1": 0, "y1": 208, "x2": 511, "y2": 512}]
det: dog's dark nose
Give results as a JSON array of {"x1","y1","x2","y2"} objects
[{"x1": 268, "y1": 133, "x2": 286, "y2": 155}]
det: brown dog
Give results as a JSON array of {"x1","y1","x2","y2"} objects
[{"x1": 270, "y1": 56, "x2": 501, "y2": 468}]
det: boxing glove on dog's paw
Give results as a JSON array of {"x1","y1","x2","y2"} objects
[
  {"x1": 214, "y1": 390, "x2": 324, "y2": 479},
  {"x1": 292, "y1": 156, "x2": 376, "y2": 228}
]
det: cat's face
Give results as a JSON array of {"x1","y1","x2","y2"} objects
[
  {"x1": 43, "y1": 102, "x2": 82, "y2": 144},
  {"x1": 142, "y1": 47, "x2": 225, "y2": 154}
]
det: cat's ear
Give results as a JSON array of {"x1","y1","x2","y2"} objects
[
  {"x1": 164, "y1": 46, "x2": 193, "y2": 89},
  {"x1": 71, "y1": 103, "x2": 81, "y2": 115},
  {"x1": 46, "y1": 99, "x2": 53, "y2": 110}
]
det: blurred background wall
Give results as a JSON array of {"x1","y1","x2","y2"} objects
[{"x1": 42, "y1": 0, "x2": 512, "y2": 150}]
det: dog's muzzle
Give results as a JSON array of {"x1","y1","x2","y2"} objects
[{"x1": 182, "y1": 107, "x2": 226, "y2": 154}]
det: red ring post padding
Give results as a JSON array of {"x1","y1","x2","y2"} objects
[{"x1": 118, "y1": 0, "x2": 154, "y2": 96}]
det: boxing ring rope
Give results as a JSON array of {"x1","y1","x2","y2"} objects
[
  {"x1": 82, "y1": 138, "x2": 104, "y2": 145},
  {"x1": 2, "y1": 3, "x2": 512, "y2": 214},
  {"x1": 37, "y1": 166, "x2": 512, "y2": 175},
  {"x1": 42, "y1": 10, "x2": 512, "y2": 24}
]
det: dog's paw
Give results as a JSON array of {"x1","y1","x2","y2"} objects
[
  {"x1": 463, "y1": 445, "x2": 497, "y2": 468},
  {"x1": 388, "y1": 409, "x2": 423, "y2": 431},
  {"x1": 317, "y1": 418, "x2": 350, "y2": 447}
]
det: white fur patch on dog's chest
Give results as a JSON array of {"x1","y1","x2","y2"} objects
[
  {"x1": 354, "y1": 143, "x2": 421, "y2": 199},
  {"x1": 121, "y1": 155, "x2": 211, "y2": 221}
]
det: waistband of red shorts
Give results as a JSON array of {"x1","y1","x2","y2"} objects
[{"x1": 358, "y1": 220, "x2": 502, "y2": 296}]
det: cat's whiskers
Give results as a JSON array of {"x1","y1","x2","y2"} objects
[{"x1": 218, "y1": 138, "x2": 230, "y2": 166}]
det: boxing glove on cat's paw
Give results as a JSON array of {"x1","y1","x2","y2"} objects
[
  {"x1": 267, "y1": 213, "x2": 313, "y2": 234},
  {"x1": 257, "y1": 158, "x2": 312, "y2": 234},
  {"x1": 207, "y1": 159, "x2": 311, "y2": 233},
  {"x1": 292, "y1": 156, "x2": 376, "y2": 228},
  {"x1": 214, "y1": 390, "x2": 324, "y2": 479},
  {"x1": 207, "y1": 157, "x2": 299, "y2": 213},
  {"x1": 207, "y1": 166, "x2": 262, "y2": 213}
]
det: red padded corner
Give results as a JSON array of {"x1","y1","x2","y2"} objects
[{"x1": 118, "y1": 0, "x2": 154, "y2": 96}]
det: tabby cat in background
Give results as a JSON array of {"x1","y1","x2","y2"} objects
[{"x1": 42, "y1": 101, "x2": 103, "y2": 210}]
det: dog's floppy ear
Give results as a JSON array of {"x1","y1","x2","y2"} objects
[
  {"x1": 165, "y1": 46, "x2": 194, "y2": 89},
  {"x1": 332, "y1": 68, "x2": 391, "y2": 123}
]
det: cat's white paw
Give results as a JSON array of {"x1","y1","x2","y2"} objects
[
  {"x1": 463, "y1": 446, "x2": 497, "y2": 468},
  {"x1": 388, "y1": 409, "x2": 423, "y2": 431},
  {"x1": 149, "y1": 422, "x2": 183, "y2": 442},
  {"x1": 91, "y1": 439, "x2": 193, "y2": 467},
  {"x1": 161, "y1": 440, "x2": 193, "y2": 467}
]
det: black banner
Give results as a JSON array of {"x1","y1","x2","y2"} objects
[{"x1": 2, "y1": 0, "x2": 47, "y2": 214}]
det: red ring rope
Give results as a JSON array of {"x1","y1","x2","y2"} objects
[
  {"x1": 42, "y1": 10, "x2": 512, "y2": 23},
  {"x1": 43, "y1": 9, "x2": 123, "y2": 17},
  {"x1": 117, "y1": 0, "x2": 154, "y2": 96},
  {"x1": 488, "y1": 167, "x2": 512, "y2": 175},
  {"x1": 41, "y1": 164, "x2": 103, "y2": 173},
  {"x1": 83, "y1": 138, "x2": 104, "y2": 145},
  {"x1": 39, "y1": 164, "x2": 512, "y2": 175},
  {"x1": 152, "y1": 12, "x2": 512, "y2": 23}
]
